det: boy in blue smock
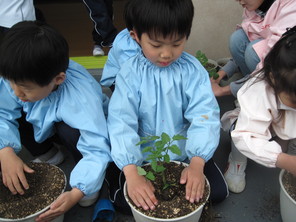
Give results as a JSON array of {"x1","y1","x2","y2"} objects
[
  {"x1": 105, "y1": 0, "x2": 228, "y2": 212},
  {"x1": 0, "y1": 21, "x2": 111, "y2": 221}
]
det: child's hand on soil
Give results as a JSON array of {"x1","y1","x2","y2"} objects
[
  {"x1": 180, "y1": 156, "x2": 205, "y2": 203},
  {"x1": 36, "y1": 188, "x2": 84, "y2": 222},
  {"x1": 0, "y1": 147, "x2": 34, "y2": 195},
  {"x1": 124, "y1": 164, "x2": 158, "y2": 210}
]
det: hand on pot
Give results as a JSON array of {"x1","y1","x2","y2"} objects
[{"x1": 0, "y1": 147, "x2": 34, "y2": 195}]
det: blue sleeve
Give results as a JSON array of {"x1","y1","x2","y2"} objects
[
  {"x1": 183, "y1": 55, "x2": 221, "y2": 161},
  {"x1": 107, "y1": 59, "x2": 143, "y2": 169},
  {"x1": 0, "y1": 78, "x2": 22, "y2": 152},
  {"x1": 100, "y1": 29, "x2": 140, "y2": 87},
  {"x1": 58, "y1": 61, "x2": 111, "y2": 196}
]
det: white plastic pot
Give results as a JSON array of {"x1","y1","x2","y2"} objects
[
  {"x1": 207, "y1": 59, "x2": 218, "y2": 72},
  {"x1": 124, "y1": 161, "x2": 210, "y2": 222},
  {"x1": 216, "y1": 57, "x2": 231, "y2": 68},
  {"x1": 0, "y1": 165, "x2": 66, "y2": 222},
  {"x1": 0, "y1": 208, "x2": 64, "y2": 222},
  {"x1": 279, "y1": 169, "x2": 296, "y2": 222}
]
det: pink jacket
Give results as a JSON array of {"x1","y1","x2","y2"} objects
[
  {"x1": 241, "y1": 0, "x2": 296, "y2": 64},
  {"x1": 221, "y1": 77, "x2": 296, "y2": 168}
]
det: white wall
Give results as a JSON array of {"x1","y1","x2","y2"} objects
[{"x1": 185, "y1": 0, "x2": 243, "y2": 60}]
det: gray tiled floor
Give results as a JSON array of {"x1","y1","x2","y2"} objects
[{"x1": 19, "y1": 70, "x2": 283, "y2": 222}]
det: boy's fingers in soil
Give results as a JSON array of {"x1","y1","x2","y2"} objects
[
  {"x1": 139, "y1": 192, "x2": 156, "y2": 210},
  {"x1": 23, "y1": 164, "x2": 35, "y2": 173},
  {"x1": 11, "y1": 176, "x2": 25, "y2": 195},
  {"x1": 18, "y1": 171, "x2": 30, "y2": 190},
  {"x1": 4, "y1": 178, "x2": 18, "y2": 195}
]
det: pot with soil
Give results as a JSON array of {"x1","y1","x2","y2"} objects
[
  {"x1": 279, "y1": 169, "x2": 296, "y2": 222},
  {"x1": 124, "y1": 133, "x2": 210, "y2": 222},
  {"x1": 124, "y1": 161, "x2": 210, "y2": 222},
  {"x1": 0, "y1": 162, "x2": 66, "y2": 222},
  {"x1": 195, "y1": 50, "x2": 219, "y2": 80},
  {"x1": 216, "y1": 57, "x2": 231, "y2": 68}
]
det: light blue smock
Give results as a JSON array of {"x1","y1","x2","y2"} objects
[
  {"x1": 0, "y1": 60, "x2": 111, "y2": 196},
  {"x1": 100, "y1": 28, "x2": 140, "y2": 87},
  {"x1": 107, "y1": 52, "x2": 221, "y2": 170}
]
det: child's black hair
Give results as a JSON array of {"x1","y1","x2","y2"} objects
[
  {"x1": 124, "y1": 0, "x2": 194, "y2": 39},
  {"x1": 260, "y1": 26, "x2": 296, "y2": 96},
  {"x1": 0, "y1": 21, "x2": 69, "y2": 86}
]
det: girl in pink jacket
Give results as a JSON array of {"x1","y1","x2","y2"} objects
[
  {"x1": 221, "y1": 26, "x2": 296, "y2": 193},
  {"x1": 212, "y1": 0, "x2": 296, "y2": 97}
]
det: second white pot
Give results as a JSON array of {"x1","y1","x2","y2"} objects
[{"x1": 279, "y1": 169, "x2": 296, "y2": 222}]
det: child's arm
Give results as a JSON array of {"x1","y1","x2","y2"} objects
[
  {"x1": 107, "y1": 59, "x2": 158, "y2": 210},
  {"x1": 0, "y1": 147, "x2": 34, "y2": 195},
  {"x1": 0, "y1": 79, "x2": 33, "y2": 194},
  {"x1": 231, "y1": 80, "x2": 283, "y2": 168},
  {"x1": 123, "y1": 164, "x2": 158, "y2": 210},
  {"x1": 183, "y1": 56, "x2": 221, "y2": 164},
  {"x1": 35, "y1": 188, "x2": 84, "y2": 222},
  {"x1": 276, "y1": 153, "x2": 296, "y2": 176},
  {"x1": 57, "y1": 61, "x2": 112, "y2": 199}
]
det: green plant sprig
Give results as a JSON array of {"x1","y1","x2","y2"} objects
[
  {"x1": 136, "y1": 133, "x2": 187, "y2": 190},
  {"x1": 196, "y1": 50, "x2": 219, "y2": 80}
]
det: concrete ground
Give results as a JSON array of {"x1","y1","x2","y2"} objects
[{"x1": 19, "y1": 69, "x2": 283, "y2": 222}]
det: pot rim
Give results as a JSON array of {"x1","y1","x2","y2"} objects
[
  {"x1": 124, "y1": 161, "x2": 210, "y2": 221},
  {"x1": 279, "y1": 169, "x2": 296, "y2": 205},
  {"x1": 0, "y1": 164, "x2": 67, "y2": 221}
]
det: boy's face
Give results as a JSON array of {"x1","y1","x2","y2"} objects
[
  {"x1": 131, "y1": 31, "x2": 187, "y2": 67},
  {"x1": 236, "y1": 0, "x2": 264, "y2": 11},
  {"x1": 9, "y1": 72, "x2": 65, "y2": 102}
]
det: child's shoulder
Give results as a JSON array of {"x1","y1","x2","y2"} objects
[
  {"x1": 113, "y1": 28, "x2": 139, "y2": 51},
  {"x1": 64, "y1": 60, "x2": 100, "y2": 87},
  {"x1": 239, "y1": 75, "x2": 275, "y2": 102}
]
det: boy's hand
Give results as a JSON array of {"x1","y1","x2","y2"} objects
[
  {"x1": 180, "y1": 156, "x2": 205, "y2": 203},
  {"x1": 123, "y1": 164, "x2": 158, "y2": 210},
  {"x1": 0, "y1": 147, "x2": 34, "y2": 195},
  {"x1": 36, "y1": 188, "x2": 84, "y2": 222}
]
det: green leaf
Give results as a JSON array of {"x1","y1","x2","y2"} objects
[
  {"x1": 164, "y1": 154, "x2": 170, "y2": 163},
  {"x1": 151, "y1": 160, "x2": 158, "y2": 172},
  {"x1": 149, "y1": 136, "x2": 160, "y2": 141},
  {"x1": 137, "y1": 166, "x2": 147, "y2": 176},
  {"x1": 155, "y1": 165, "x2": 166, "y2": 173},
  {"x1": 196, "y1": 50, "x2": 208, "y2": 67},
  {"x1": 155, "y1": 140, "x2": 165, "y2": 149},
  {"x1": 161, "y1": 132, "x2": 170, "y2": 144},
  {"x1": 172, "y1": 134, "x2": 187, "y2": 141},
  {"x1": 146, "y1": 171, "x2": 155, "y2": 181},
  {"x1": 136, "y1": 140, "x2": 148, "y2": 146},
  {"x1": 169, "y1": 144, "x2": 182, "y2": 156},
  {"x1": 142, "y1": 146, "x2": 153, "y2": 153}
]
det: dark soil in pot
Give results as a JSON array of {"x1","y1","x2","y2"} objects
[
  {"x1": 205, "y1": 63, "x2": 216, "y2": 70},
  {"x1": 0, "y1": 162, "x2": 66, "y2": 219},
  {"x1": 128, "y1": 162, "x2": 210, "y2": 219},
  {"x1": 283, "y1": 171, "x2": 296, "y2": 201}
]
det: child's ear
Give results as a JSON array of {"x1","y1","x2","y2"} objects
[
  {"x1": 54, "y1": 72, "x2": 66, "y2": 85},
  {"x1": 130, "y1": 30, "x2": 140, "y2": 43}
]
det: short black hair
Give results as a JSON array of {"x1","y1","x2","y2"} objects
[
  {"x1": 124, "y1": 0, "x2": 194, "y2": 39},
  {"x1": 0, "y1": 21, "x2": 69, "y2": 86}
]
